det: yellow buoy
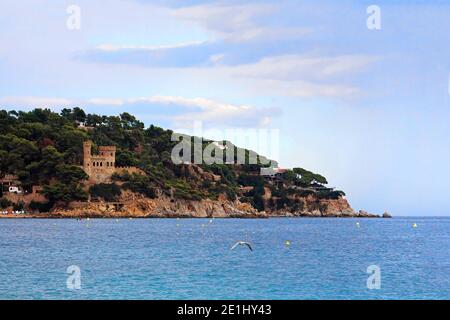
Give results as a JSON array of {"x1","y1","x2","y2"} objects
[
  {"x1": 413, "y1": 223, "x2": 418, "y2": 228},
  {"x1": 285, "y1": 240, "x2": 291, "y2": 246}
]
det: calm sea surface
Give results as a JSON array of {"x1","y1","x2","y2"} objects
[{"x1": 0, "y1": 217, "x2": 449, "y2": 299}]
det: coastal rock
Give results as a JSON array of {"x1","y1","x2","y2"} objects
[
  {"x1": 47, "y1": 191, "x2": 267, "y2": 219},
  {"x1": 357, "y1": 210, "x2": 379, "y2": 218},
  {"x1": 382, "y1": 212, "x2": 392, "y2": 218},
  {"x1": 13, "y1": 190, "x2": 382, "y2": 219}
]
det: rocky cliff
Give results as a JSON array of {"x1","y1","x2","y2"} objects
[
  {"x1": 0, "y1": 108, "x2": 385, "y2": 219},
  {"x1": 47, "y1": 191, "x2": 379, "y2": 218}
]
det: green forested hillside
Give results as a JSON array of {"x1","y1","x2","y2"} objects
[{"x1": 0, "y1": 108, "x2": 343, "y2": 212}]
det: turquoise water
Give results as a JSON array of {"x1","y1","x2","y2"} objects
[{"x1": 0, "y1": 217, "x2": 449, "y2": 300}]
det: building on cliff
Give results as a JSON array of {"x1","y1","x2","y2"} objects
[
  {"x1": 82, "y1": 140, "x2": 145, "y2": 184},
  {"x1": 0, "y1": 174, "x2": 20, "y2": 189},
  {"x1": 83, "y1": 140, "x2": 117, "y2": 183}
]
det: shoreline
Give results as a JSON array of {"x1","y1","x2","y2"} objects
[
  {"x1": 0, "y1": 194, "x2": 386, "y2": 219},
  {"x1": 0, "y1": 213, "x2": 385, "y2": 219}
]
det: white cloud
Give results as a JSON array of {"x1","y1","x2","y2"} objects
[
  {"x1": 95, "y1": 41, "x2": 207, "y2": 52},
  {"x1": 228, "y1": 54, "x2": 377, "y2": 81},
  {"x1": 0, "y1": 96, "x2": 74, "y2": 108},
  {"x1": 172, "y1": 3, "x2": 310, "y2": 43},
  {"x1": 87, "y1": 98, "x2": 124, "y2": 106},
  {"x1": 245, "y1": 79, "x2": 360, "y2": 98},
  {"x1": 196, "y1": 54, "x2": 377, "y2": 98},
  {"x1": 88, "y1": 95, "x2": 278, "y2": 127},
  {"x1": 221, "y1": 26, "x2": 310, "y2": 43},
  {"x1": 1, "y1": 94, "x2": 278, "y2": 127},
  {"x1": 209, "y1": 53, "x2": 225, "y2": 63}
]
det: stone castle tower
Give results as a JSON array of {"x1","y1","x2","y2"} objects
[{"x1": 83, "y1": 140, "x2": 116, "y2": 183}]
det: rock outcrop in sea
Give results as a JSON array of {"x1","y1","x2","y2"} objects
[{"x1": 382, "y1": 212, "x2": 392, "y2": 218}]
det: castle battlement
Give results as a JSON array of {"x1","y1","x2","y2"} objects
[
  {"x1": 83, "y1": 140, "x2": 117, "y2": 183},
  {"x1": 82, "y1": 141, "x2": 142, "y2": 183},
  {"x1": 98, "y1": 146, "x2": 116, "y2": 150},
  {"x1": 114, "y1": 166, "x2": 146, "y2": 175}
]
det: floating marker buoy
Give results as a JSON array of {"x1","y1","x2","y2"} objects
[
  {"x1": 285, "y1": 240, "x2": 291, "y2": 246},
  {"x1": 87, "y1": 217, "x2": 90, "y2": 221},
  {"x1": 115, "y1": 219, "x2": 119, "y2": 222},
  {"x1": 209, "y1": 219, "x2": 213, "y2": 224},
  {"x1": 413, "y1": 223, "x2": 418, "y2": 228},
  {"x1": 356, "y1": 222, "x2": 360, "y2": 228}
]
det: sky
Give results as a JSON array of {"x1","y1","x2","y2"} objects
[{"x1": 1, "y1": 0, "x2": 450, "y2": 216}]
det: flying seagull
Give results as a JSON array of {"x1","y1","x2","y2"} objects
[{"x1": 230, "y1": 241, "x2": 253, "y2": 251}]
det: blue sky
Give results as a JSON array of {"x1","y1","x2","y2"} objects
[{"x1": 1, "y1": 0, "x2": 450, "y2": 216}]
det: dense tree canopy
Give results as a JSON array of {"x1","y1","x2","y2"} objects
[{"x1": 0, "y1": 108, "x2": 341, "y2": 212}]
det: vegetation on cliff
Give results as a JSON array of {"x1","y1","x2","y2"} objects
[{"x1": 0, "y1": 108, "x2": 345, "y2": 213}]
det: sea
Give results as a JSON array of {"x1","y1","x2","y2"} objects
[{"x1": 0, "y1": 217, "x2": 449, "y2": 300}]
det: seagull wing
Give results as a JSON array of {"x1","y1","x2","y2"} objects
[
  {"x1": 243, "y1": 242, "x2": 253, "y2": 251},
  {"x1": 230, "y1": 241, "x2": 253, "y2": 251},
  {"x1": 230, "y1": 242, "x2": 240, "y2": 251}
]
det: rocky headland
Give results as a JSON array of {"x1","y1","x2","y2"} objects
[
  {"x1": 0, "y1": 108, "x2": 388, "y2": 219},
  {"x1": 0, "y1": 191, "x2": 383, "y2": 219}
]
